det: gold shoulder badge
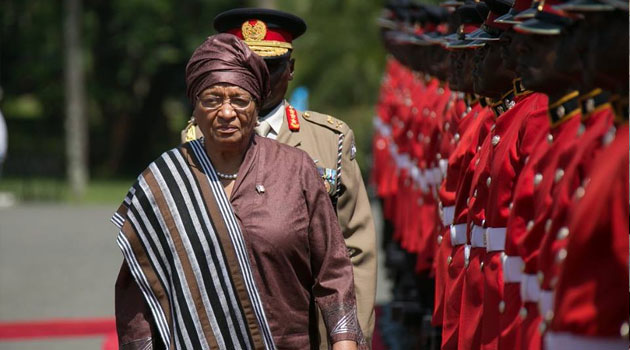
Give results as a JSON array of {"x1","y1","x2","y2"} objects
[
  {"x1": 286, "y1": 105, "x2": 300, "y2": 131},
  {"x1": 242, "y1": 20, "x2": 267, "y2": 42}
]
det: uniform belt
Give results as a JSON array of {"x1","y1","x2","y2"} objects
[
  {"x1": 520, "y1": 273, "x2": 541, "y2": 302},
  {"x1": 484, "y1": 227, "x2": 506, "y2": 252},
  {"x1": 544, "y1": 332, "x2": 630, "y2": 350},
  {"x1": 429, "y1": 167, "x2": 442, "y2": 185},
  {"x1": 502, "y1": 255, "x2": 524, "y2": 283},
  {"x1": 442, "y1": 206, "x2": 455, "y2": 226},
  {"x1": 450, "y1": 224, "x2": 467, "y2": 246},
  {"x1": 538, "y1": 290, "x2": 554, "y2": 319},
  {"x1": 471, "y1": 225, "x2": 485, "y2": 248}
]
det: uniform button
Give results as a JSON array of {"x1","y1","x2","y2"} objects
[
  {"x1": 603, "y1": 126, "x2": 617, "y2": 145},
  {"x1": 475, "y1": 158, "x2": 481, "y2": 166},
  {"x1": 545, "y1": 311, "x2": 555, "y2": 323},
  {"x1": 473, "y1": 189, "x2": 478, "y2": 198},
  {"x1": 477, "y1": 146, "x2": 481, "y2": 152},
  {"x1": 539, "y1": 321, "x2": 547, "y2": 334},
  {"x1": 547, "y1": 134, "x2": 554, "y2": 144},
  {"x1": 526, "y1": 220, "x2": 535, "y2": 232},
  {"x1": 492, "y1": 135, "x2": 501, "y2": 146},
  {"x1": 545, "y1": 219, "x2": 553, "y2": 233},
  {"x1": 586, "y1": 98, "x2": 595, "y2": 113},
  {"x1": 574, "y1": 186, "x2": 585, "y2": 199},
  {"x1": 447, "y1": 256, "x2": 453, "y2": 265},
  {"x1": 556, "y1": 248, "x2": 568, "y2": 263},
  {"x1": 537, "y1": 271, "x2": 544, "y2": 284},
  {"x1": 557, "y1": 227, "x2": 569, "y2": 240},
  {"x1": 454, "y1": 133, "x2": 461, "y2": 142},
  {"x1": 437, "y1": 235, "x2": 443, "y2": 245},
  {"x1": 577, "y1": 123, "x2": 586, "y2": 136},
  {"x1": 509, "y1": 202, "x2": 513, "y2": 211},
  {"x1": 554, "y1": 168, "x2": 565, "y2": 183},
  {"x1": 556, "y1": 105, "x2": 566, "y2": 118},
  {"x1": 445, "y1": 122, "x2": 451, "y2": 131},
  {"x1": 480, "y1": 261, "x2": 485, "y2": 270},
  {"x1": 467, "y1": 197, "x2": 471, "y2": 205},
  {"x1": 486, "y1": 177, "x2": 492, "y2": 187},
  {"x1": 519, "y1": 307, "x2": 528, "y2": 319},
  {"x1": 620, "y1": 322, "x2": 629, "y2": 337},
  {"x1": 534, "y1": 173, "x2": 543, "y2": 186},
  {"x1": 498, "y1": 301, "x2": 506, "y2": 314}
]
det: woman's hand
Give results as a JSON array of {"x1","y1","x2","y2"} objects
[{"x1": 332, "y1": 340, "x2": 358, "y2": 350}]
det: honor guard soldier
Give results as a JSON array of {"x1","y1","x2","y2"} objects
[
  {"x1": 453, "y1": 0, "x2": 550, "y2": 348},
  {"x1": 503, "y1": 3, "x2": 584, "y2": 348},
  {"x1": 438, "y1": 3, "x2": 497, "y2": 348},
  {"x1": 181, "y1": 9, "x2": 377, "y2": 348}
]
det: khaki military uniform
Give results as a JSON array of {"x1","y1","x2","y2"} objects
[{"x1": 181, "y1": 102, "x2": 377, "y2": 347}]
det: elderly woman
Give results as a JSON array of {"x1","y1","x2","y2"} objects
[{"x1": 112, "y1": 34, "x2": 365, "y2": 350}]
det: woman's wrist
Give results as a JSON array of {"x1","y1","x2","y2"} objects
[{"x1": 331, "y1": 340, "x2": 358, "y2": 350}]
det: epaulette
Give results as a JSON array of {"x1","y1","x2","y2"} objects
[{"x1": 301, "y1": 110, "x2": 349, "y2": 134}]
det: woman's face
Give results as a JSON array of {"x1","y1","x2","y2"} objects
[{"x1": 194, "y1": 83, "x2": 258, "y2": 148}]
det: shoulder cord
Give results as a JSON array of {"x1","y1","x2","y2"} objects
[{"x1": 332, "y1": 133, "x2": 345, "y2": 212}]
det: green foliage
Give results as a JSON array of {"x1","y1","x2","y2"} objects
[{"x1": 1, "y1": 0, "x2": 386, "y2": 187}]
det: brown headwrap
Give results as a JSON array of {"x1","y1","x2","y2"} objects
[{"x1": 185, "y1": 33, "x2": 270, "y2": 107}]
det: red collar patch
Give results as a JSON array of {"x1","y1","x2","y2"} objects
[{"x1": 286, "y1": 105, "x2": 300, "y2": 131}]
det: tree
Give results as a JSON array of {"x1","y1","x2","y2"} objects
[{"x1": 64, "y1": 0, "x2": 88, "y2": 198}]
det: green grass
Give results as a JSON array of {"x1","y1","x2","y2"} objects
[{"x1": 0, "y1": 177, "x2": 134, "y2": 205}]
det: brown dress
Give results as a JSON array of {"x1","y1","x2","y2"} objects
[{"x1": 115, "y1": 135, "x2": 364, "y2": 350}]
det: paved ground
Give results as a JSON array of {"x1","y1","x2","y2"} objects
[{"x1": 0, "y1": 201, "x2": 391, "y2": 349}]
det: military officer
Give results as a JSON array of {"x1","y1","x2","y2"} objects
[{"x1": 181, "y1": 9, "x2": 377, "y2": 348}]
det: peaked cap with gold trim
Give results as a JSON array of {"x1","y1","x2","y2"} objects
[{"x1": 214, "y1": 8, "x2": 307, "y2": 58}]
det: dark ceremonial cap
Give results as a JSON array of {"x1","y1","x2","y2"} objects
[
  {"x1": 445, "y1": 3, "x2": 489, "y2": 48},
  {"x1": 441, "y1": 0, "x2": 466, "y2": 8},
  {"x1": 496, "y1": 0, "x2": 538, "y2": 23},
  {"x1": 555, "y1": 0, "x2": 616, "y2": 11},
  {"x1": 597, "y1": 0, "x2": 629, "y2": 10},
  {"x1": 214, "y1": 8, "x2": 307, "y2": 58},
  {"x1": 514, "y1": 1, "x2": 576, "y2": 35},
  {"x1": 513, "y1": 0, "x2": 565, "y2": 21},
  {"x1": 468, "y1": 0, "x2": 514, "y2": 40}
]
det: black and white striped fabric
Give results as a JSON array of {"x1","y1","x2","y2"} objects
[{"x1": 112, "y1": 140, "x2": 276, "y2": 350}]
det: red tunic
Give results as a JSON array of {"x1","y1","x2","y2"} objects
[
  {"x1": 459, "y1": 90, "x2": 548, "y2": 350},
  {"x1": 433, "y1": 92, "x2": 468, "y2": 325},
  {"x1": 547, "y1": 123, "x2": 629, "y2": 348},
  {"x1": 511, "y1": 91, "x2": 583, "y2": 350},
  {"x1": 442, "y1": 102, "x2": 494, "y2": 349}
]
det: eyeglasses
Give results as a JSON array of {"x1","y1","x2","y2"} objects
[{"x1": 198, "y1": 95, "x2": 254, "y2": 111}]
